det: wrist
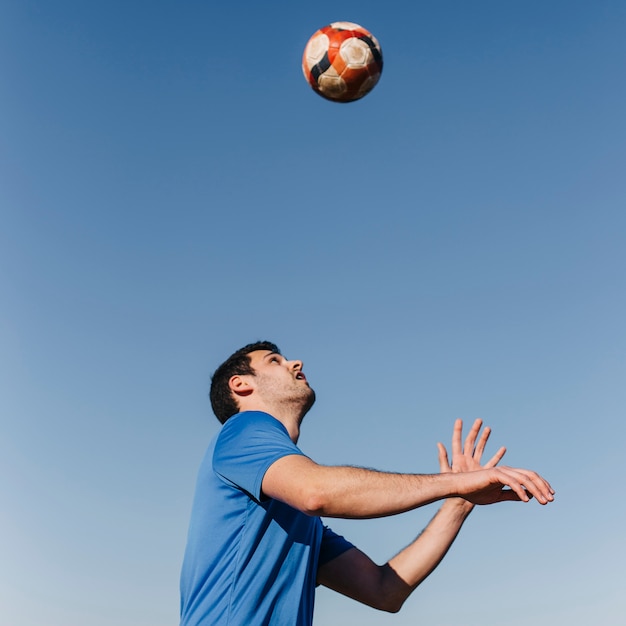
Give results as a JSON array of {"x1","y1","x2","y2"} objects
[{"x1": 443, "y1": 497, "x2": 475, "y2": 517}]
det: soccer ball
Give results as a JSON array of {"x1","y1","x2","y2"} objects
[{"x1": 302, "y1": 22, "x2": 383, "y2": 103}]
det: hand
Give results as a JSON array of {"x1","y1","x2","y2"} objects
[
  {"x1": 438, "y1": 419, "x2": 555, "y2": 505},
  {"x1": 437, "y1": 418, "x2": 506, "y2": 474},
  {"x1": 458, "y1": 465, "x2": 555, "y2": 505}
]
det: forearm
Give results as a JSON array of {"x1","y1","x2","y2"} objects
[
  {"x1": 382, "y1": 498, "x2": 474, "y2": 610},
  {"x1": 308, "y1": 466, "x2": 458, "y2": 518}
]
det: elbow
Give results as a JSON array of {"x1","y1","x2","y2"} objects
[
  {"x1": 374, "y1": 565, "x2": 410, "y2": 613},
  {"x1": 300, "y1": 486, "x2": 329, "y2": 516},
  {"x1": 377, "y1": 596, "x2": 404, "y2": 614},
  {"x1": 367, "y1": 596, "x2": 403, "y2": 613},
  {"x1": 297, "y1": 477, "x2": 339, "y2": 516}
]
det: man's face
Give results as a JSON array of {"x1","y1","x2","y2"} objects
[{"x1": 246, "y1": 350, "x2": 316, "y2": 415}]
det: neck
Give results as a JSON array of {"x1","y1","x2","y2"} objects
[{"x1": 238, "y1": 400, "x2": 305, "y2": 443}]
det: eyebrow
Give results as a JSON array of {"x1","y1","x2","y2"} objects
[{"x1": 263, "y1": 351, "x2": 282, "y2": 360}]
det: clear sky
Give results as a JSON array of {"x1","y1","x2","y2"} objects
[{"x1": 1, "y1": 1, "x2": 625, "y2": 624}]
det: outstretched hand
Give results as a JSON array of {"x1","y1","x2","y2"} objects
[
  {"x1": 437, "y1": 418, "x2": 505, "y2": 474},
  {"x1": 437, "y1": 419, "x2": 555, "y2": 505}
]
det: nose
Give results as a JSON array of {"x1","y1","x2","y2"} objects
[{"x1": 290, "y1": 359, "x2": 303, "y2": 371}]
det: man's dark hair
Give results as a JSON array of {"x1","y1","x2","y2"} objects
[{"x1": 210, "y1": 341, "x2": 280, "y2": 424}]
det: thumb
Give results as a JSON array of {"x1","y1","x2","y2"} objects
[
  {"x1": 437, "y1": 442, "x2": 451, "y2": 473},
  {"x1": 496, "y1": 489, "x2": 532, "y2": 503}
]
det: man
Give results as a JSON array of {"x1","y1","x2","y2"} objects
[{"x1": 180, "y1": 341, "x2": 554, "y2": 625}]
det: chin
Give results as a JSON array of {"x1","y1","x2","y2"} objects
[{"x1": 301, "y1": 388, "x2": 316, "y2": 416}]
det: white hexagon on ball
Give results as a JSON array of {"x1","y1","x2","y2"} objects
[
  {"x1": 304, "y1": 33, "x2": 329, "y2": 65},
  {"x1": 317, "y1": 68, "x2": 347, "y2": 98},
  {"x1": 340, "y1": 38, "x2": 372, "y2": 68}
]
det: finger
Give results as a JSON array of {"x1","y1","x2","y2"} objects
[
  {"x1": 473, "y1": 424, "x2": 490, "y2": 460},
  {"x1": 498, "y1": 467, "x2": 554, "y2": 504},
  {"x1": 451, "y1": 419, "x2": 463, "y2": 459},
  {"x1": 437, "y1": 442, "x2": 451, "y2": 473},
  {"x1": 513, "y1": 469, "x2": 555, "y2": 504},
  {"x1": 484, "y1": 446, "x2": 506, "y2": 469},
  {"x1": 464, "y1": 418, "x2": 482, "y2": 456},
  {"x1": 493, "y1": 467, "x2": 532, "y2": 502}
]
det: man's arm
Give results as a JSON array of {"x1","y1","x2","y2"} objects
[
  {"x1": 262, "y1": 425, "x2": 554, "y2": 518},
  {"x1": 317, "y1": 498, "x2": 473, "y2": 612},
  {"x1": 316, "y1": 419, "x2": 532, "y2": 612}
]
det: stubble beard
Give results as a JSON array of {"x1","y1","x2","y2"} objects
[{"x1": 256, "y1": 373, "x2": 316, "y2": 421}]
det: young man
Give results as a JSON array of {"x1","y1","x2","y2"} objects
[{"x1": 180, "y1": 341, "x2": 554, "y2": 625}]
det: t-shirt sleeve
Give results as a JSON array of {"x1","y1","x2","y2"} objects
[
  {"x1": 212, "y1": 411, "x2": 305, "y2": 502},
  {"x1": 318, "y1": 525, "x2": 355, "y2": 567}
]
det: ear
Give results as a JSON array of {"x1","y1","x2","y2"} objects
[{"x1": 229, "y1": 374, "x2": 255, "y2": 398}]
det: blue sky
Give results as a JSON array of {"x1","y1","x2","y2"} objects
[{"x1": 1, "y1": 1, "x2": 625, "y2": 624}]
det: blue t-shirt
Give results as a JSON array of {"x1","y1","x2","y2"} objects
[{"x1": 180, "y1": 411, "x2": 353, "y2": 626}]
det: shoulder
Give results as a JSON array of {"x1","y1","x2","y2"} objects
[{"x1": 213, "y1": 412, "x2": 304, "y2": 499}]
